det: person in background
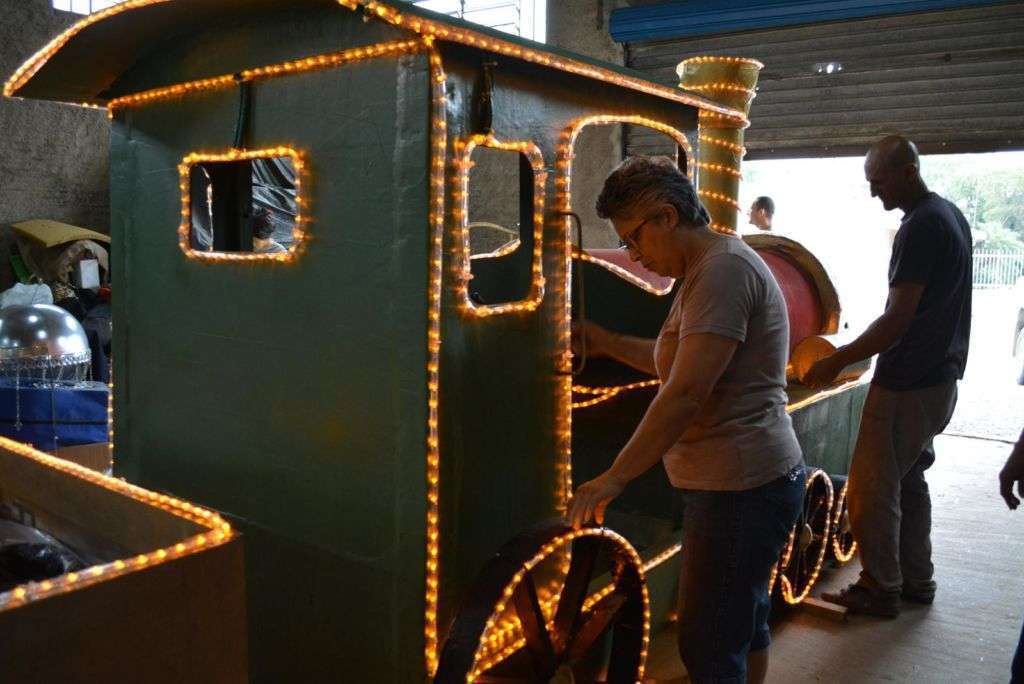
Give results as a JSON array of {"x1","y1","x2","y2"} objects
[
  {"x1": 747, "y1": 196, "x2": 774, "y2": 232},
  {"x1": 999, "y1": 427, "x2": 1024, "y2": 683},
  {"x1": 252, "y1": 208, "x2": 287, "y2": 254},
  {"x1": 568, "y1": 156, "x2": 804, "y2": 684},
  {"x1": 805, "y1": 135, "x2": 973, "y2": 617}
]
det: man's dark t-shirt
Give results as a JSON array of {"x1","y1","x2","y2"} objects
[{"x1": 874, "y1": 192, "x2": 973, "y2": 391}]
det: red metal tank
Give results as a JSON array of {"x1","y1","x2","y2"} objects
[{"x1": 743, "y1": 234, "x2": 841, "y2": 355}]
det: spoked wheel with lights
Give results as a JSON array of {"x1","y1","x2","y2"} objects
[
  {"x1": 829, "y1": 474, "x2": 857, "y2": 564},
  {"x1": 767, "y1": 545, "x2": 790, "y2": 598},
  {"x1": 434, "y1": 520, "x2": 649, "y2": 683},
  {"x1": 778, "y1": 468, "x2": 834, "y2": 605}
]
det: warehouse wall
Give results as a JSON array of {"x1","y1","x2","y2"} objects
[
  {"x1": 548, "y1": 0, "x2": 629, "y2": 248},
  {"x1": 0, "y1": 0, "x2": 109, "y2": 286}
]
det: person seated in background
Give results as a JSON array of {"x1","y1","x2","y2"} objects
[
  {"x1": 747, "y1": 196, "x2": 775, "y2": 232},
  {"x1": 252, "y1": 208, "x2": 287, "y2": 254}
]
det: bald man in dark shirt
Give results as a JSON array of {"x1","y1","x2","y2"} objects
[{"x1": 805, "y1": 135, "x2": 973, "y2": 617}]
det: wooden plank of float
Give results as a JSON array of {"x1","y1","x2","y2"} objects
[
  {"x1": 0, "y1": 538, "x2": 247, "y2": 682},
  {"x1": 0, "y1": 444, "x2": 205, "y2": 560},
  {"x1": 801, "y1": 596, "x2": 849, "y2": 622},
  {"x1": 0, "y1": 442, "x2": 247, "y2": 681}
]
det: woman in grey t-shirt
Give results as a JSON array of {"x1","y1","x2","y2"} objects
[{"x1": 567, "y1": 156, "x2": 804, "y2": 684}]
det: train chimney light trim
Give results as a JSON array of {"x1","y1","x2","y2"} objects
[{"x1": 679, "y1": 57, "x2": 762, "y2": 233}]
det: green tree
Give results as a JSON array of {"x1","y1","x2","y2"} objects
[
  {"x1": 924, "y1": 160, "x2": 1024, "y2": 251},
  {"x1": 977, "y1": 222, "x2": 1024, "y2": 252}
]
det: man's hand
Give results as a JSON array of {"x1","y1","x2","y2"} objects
[
  {"x1": 803, "y1": 354, "x2": 844, "y2": 389},
  {"x1": 566, "y1": 471, "x2": 627, "y2": 529},
  {"x1": 999, "y1": 453, "x2": 1024, "y2": 511}
]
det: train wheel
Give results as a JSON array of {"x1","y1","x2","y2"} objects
[
  {"x1": 768, "y1": 524, "x2": 797, "y2": 597},
  {"x1": 434, "y1": 521, "x2": 649, "y2": 684},
  {"x1": 830, "y1": 475, "x2": 857, "y2": 563},
  {"x1": 779, "y1": 468, "x2": 834, "y2": 605}
]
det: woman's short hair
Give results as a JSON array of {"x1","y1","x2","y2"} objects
[{"x1": 595, "y1": 156, "x2": 710, "y2": 229}]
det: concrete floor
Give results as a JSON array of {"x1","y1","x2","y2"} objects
[
  {"x1": 946, "y1": 289, "x2": 1024, "y2": 442},
  {"x1": 643, "y1": 434, "x2": 1024, "y2": 683}
]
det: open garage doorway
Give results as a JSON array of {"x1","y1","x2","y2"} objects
[{"x1": 740, "y1": 150, "x2": 1024, "y2": 441}]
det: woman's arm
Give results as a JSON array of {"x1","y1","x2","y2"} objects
[
  {"x1": 567, "y1": 331, "x2": 738, "y2": 527},
  {"x1": 577, "y1": 321, "x2": 657, "y2": 377}
]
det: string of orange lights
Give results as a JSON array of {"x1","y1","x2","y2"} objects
[
  {"x1": 832, "y1": 480, "x2": 858, "y2": 563},
  {"x1": 453, "y1": 134, "x2": 547, "y2": 317},
  {"x1": 698, "y1": 133, "x2": 746, "y2": 155},
  {"x1": 449, "y1": 113, "x2": 700, "y2": 682},
  {"x1": 177, "y1": 147, "x2": 308, "y2": 262},
  {"x1": 1, "y1": 3, "x2": 771, "y2": 677},
  {"x1": 556, "y1": 113, "x2": 693, "y2": 519},
  {"x1": 573, "y1": 250, "x2": 677, "y2": 296},
  {"x1": 475, "y1": 539, "x2": 679, "y2": 671},
  {"x1": 3, "y1": 0, "x2": 174, "y2": 99},
  {"x1": 0, "y1": 435, "x2": 233, "y2": 613},
  {"x1": 696, "y1": 161, "x2": 743, "y2": 179},
  {"x1": 779, "y1": 469, "x2": 834, "y2": 605},
  {"x1": 357, "y1": 2, "x2": 745, "y2": 125},
  {"x1": 571, "y1": 379, "x2": 661, "y2": 409},
  {"x1": 686, "y1": 82, "x2": 756, "y2": 96},
  {"x1": 423, "y1": 37, "x2": 447, "y2": 677},
  {"x1": 466, "y1": 527, "x2": 651, "y2": 682},
  {"x1": 6, "y1": 0, "x2": 746, "y2": 134},
  {"x1": 678, "y1": 55, "x2": 764, "y2": 68},
  {"x1": 698, "y1": 189, "x2": 743, "y2": 211},
  {"x1": 107, "y1": 39, "x2": 423, "y2": 114},
  {"x1": 107, "y1": 366, "x2": 114, "y2": 468}
]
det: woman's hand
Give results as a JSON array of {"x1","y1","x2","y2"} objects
[
  {"x1": 566, "y1": 471, "x2": 628, "y2": 529},
  {"x1": 571, "y1": 320, "x2": 611, "y2": 359}
]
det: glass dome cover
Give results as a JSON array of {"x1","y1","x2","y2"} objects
[{"x1": 0, "y1": 304, "x2": 91, "y2": 374}]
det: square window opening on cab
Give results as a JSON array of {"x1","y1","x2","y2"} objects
[
  {"x1": 458, "y1": 137, "x2": 546, "y2": 315},
  {"x1": 181, "y1": 149, "x2": 306, "y2": 262}
]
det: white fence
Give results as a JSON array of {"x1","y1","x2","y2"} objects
[{"x1": 974, "y1": 250, "x2": 1024, "y2": 289}]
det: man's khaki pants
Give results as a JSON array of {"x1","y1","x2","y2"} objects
[{"x1": 848, "y1": 380, "x2": 958, "y2": 594}]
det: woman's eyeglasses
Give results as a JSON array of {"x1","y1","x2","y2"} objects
[{"x1": 620, "y1": 215, "x2": 654, "y2": 252}]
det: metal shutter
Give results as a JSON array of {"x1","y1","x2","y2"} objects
[{"x1": 624, "y1": 2, "x2": 1024, "y2": 159}]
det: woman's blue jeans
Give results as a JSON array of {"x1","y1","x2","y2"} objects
[{"x1": 676, "y1": 464, "x2": 806, "y2": 684}]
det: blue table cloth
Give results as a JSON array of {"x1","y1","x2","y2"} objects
[{"x1": 0, "y1": 380, "x2": 109, "y2": 451}]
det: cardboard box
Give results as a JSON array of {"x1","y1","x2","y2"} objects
[{"x1": 54, "y1": 442, "x2": 111, "y2": 474}]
